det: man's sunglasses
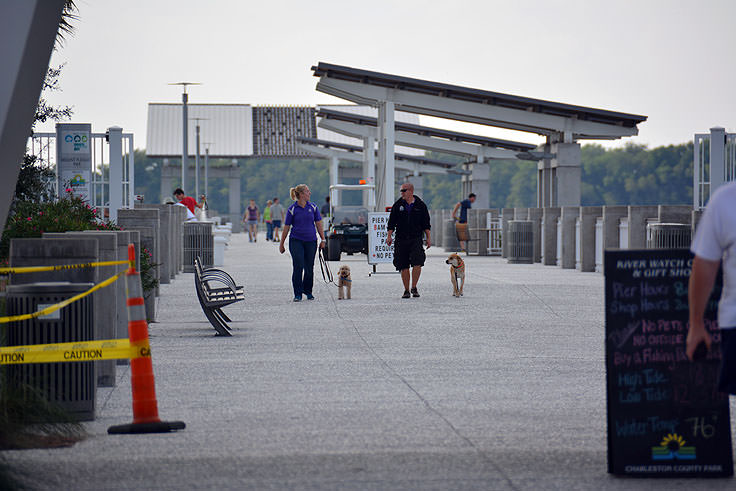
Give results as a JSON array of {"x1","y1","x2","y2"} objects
[{"x1": 400, "y1": 188, "x2": 409, "y2": 192}]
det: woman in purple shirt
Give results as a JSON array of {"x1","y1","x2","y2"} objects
[{"x1": 279, "y1": 184, "x2": 326, "y2": 302}]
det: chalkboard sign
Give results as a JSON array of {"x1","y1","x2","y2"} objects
[{"x1": 605, "y1": 249, "x2": 733, "y2": 477}]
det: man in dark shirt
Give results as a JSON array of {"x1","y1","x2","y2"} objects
[
  {"x1": 320, "y1": 196, "x2": 330, "y2": 217},
  {"x1": 452, "y1": 193, "x2": 476, "y2": 251},
  {"x1": 386, "y1": 182, "x2": 431, "y2": 298}
]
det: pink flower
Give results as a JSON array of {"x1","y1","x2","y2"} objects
[
  {"x1": 65, "y1": 188, "x2": 72, "y2": 193},
  {"x1": 26, "y1": 217, "x2": 31, "y2": 221}
]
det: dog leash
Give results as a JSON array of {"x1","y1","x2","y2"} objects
[{"x1": 318, "y1": 248, "x2": 335, "y2": 285}]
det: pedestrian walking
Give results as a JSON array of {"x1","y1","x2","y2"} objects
[
  {"x1": 243, "y1": 199, "x2": 259, "y2": 242},
  {"x1": 687, "y1": 181, "x2": 736, "y2": 396},
  {"x1": 263, "y1": 200, "x2": 273, "y2": 241},
  {"x1": 279, "y1": 184, "x2": 326, "y2": 302},
  {"x1": 385, "y1": 182, "x2": 431, "y2": 299},
  {"x1": 270, "y1": 197, "x2": 285, "y2": 242}
]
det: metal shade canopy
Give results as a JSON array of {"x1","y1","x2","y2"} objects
[{"x1": 312, "y1": 62, "x2": 647, "y2": 140}]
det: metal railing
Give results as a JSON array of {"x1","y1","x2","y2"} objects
[
  {"x1": 28, "y1": 131, "x2": 135, "y2": 220},
  {"x1": 693, "y1": 129, "x2": 736, "y2": 209},
  {"x1": 487, "y1": 214, "x2": 502, "y2": 255}
]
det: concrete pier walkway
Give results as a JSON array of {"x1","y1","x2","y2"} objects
[{"x1": 4, "y1": 231, "x2": 735, "y2": 489}]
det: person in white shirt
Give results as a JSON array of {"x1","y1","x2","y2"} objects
[{"x1": 687, "y1": 181, "x2": 736, "y2": 393}]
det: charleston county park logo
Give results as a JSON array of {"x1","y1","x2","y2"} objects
[
  {"x1": 69, "y1": 174, "x2": 86, "y2": 187},
  {"x1": 651, "y1": 433, "x2": 696, "y2": 461},
  {"x1": 64, "y1": 133, "x2": 88, "y2": 151}
]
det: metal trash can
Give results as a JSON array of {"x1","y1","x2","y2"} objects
[
  {"x1": 646, "y1": 223, "x2": 692, "y2": 249},
  {"x1": 183, "y1": 222, "x2": 213, "y2": 272},
  {"x1": 5, "y1": 282, "x2": 95, "y2": 421},
  {"x1": 507, "y1": 220, "x2": 534, "y2": 264},
  {"x1": 442, "y1": 219, "x2": 460, "y2": 251}
]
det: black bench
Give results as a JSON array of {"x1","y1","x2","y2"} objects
[{"x1": 194, "y1": 256, "x2": 244, "y2": 336}]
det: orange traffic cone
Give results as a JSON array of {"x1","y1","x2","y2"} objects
[{"x1": 108, "y1": 244, "x2": 185, "y2": 434}]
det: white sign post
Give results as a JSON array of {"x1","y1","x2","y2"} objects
[{"x1": 367, "y1": 212, "x2": 396, "y2": 275}]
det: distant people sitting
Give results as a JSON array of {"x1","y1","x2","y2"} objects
[{"x1": 173, "y1": 188, "x2": 205, "y2": 221}]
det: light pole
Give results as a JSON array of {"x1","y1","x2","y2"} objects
[
  {"x1": 190, "y1": 117, "x2": 208, "y2": 198},
  {"x1": 168, "y1": 82, "x2": 201, "y2": 191},
  {"x1": 203, "y1": 142, "x2": 214, "y2": 199}
]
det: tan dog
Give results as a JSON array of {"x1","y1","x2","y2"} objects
[
  {"x1": 337, "y1": 265, "x2": 352, "y2": 300},
  {"x1": 445, "y1": 253, "x2": 465, "y2": 297}
]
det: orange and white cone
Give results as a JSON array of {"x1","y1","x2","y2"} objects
[{"x1": 108, "y1": 244, "x2": 185, "y2": 434}]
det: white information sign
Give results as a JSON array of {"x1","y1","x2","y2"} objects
[
  {"x1": 368, "y1": 212, "x2": 394, "y2": 264},
  {"x1": 56, "y1": 123, "x2": 92, "y2": 202}
]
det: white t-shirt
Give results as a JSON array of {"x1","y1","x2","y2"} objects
[
  {"x1": 175, "y1": 202, "x2": 197, "y2": 221},
  {"x1": 691, "y1": 181, "x2": 736, "y2": 328}
]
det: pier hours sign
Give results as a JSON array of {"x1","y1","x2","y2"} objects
[
  {"x1": 605, "y1": 249, "x2": 732, "y2": 477},
  {"x1": 368, "y1": 213, "x2": 393, "y2": 265}
]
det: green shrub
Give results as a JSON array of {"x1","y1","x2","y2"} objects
[{"x1": 1, "y1": 190, "x2": 157, "y2": 294}]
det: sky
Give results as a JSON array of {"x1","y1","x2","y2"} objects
[{"x1": 38, "y1": 0, "x2": 736, "y2": 151}]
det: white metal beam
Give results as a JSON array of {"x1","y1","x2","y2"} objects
[
  {"x1": 297, "y1": 143, "x2": 451, "y2": 175},
  {"x1": 377, "y1": 101, "x2": 395, "y2": 208},
  {"x1": 319, "y1": 118, "x2": 518, "y2": 160},
  {"x1": 316, "y1": 77, "x2": 637, "y2": 139}
]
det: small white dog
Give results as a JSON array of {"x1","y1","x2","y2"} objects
[{"x1": 337, "y1": 265, "x2": 352, "y2": 300}]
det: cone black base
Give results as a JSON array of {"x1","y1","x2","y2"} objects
[{"x1": 108, "y1": 420, "x2": 186, "y2": 434}]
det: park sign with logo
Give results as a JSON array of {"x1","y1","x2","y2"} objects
[
  {"x1": 56, "y1": 123, "x2": 91, "y2": 202},
  {"x1": 605, "y1": 249, "x2": 733, "y2": 477}
]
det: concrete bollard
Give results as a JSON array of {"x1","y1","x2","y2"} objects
[
  {"x1": 9, "y1": 238, "x2": 98, "y2": 285},
  {"x1": 658, "y1": 205, "x2": 693, "y2": 224},
  {"x1": 541, "y1": 207, "x2": 561, "y2": 265},
  {"x1": 627, "y1": 206, "x2": 658, "y2": 249},
  {"x1": 692, "y1": 210, "x2": 704, "y2": 235},
  {"x1": 44, "y1": 232, "x2": 118, "y2": 387},
  {"x1": 473, "y1": 208, "x2": 493, "y2": 256},
  {"x1": 602, "y1": 206, "x2": 628, "y2": 250},
  {"x1": 135, "y1": 204, "x2": 173, "y2": 284},
  {"x1": 578, "y1": 207, "x2": 602, "y2": 272},
  {"x1": 559, "y1": 207, "x2": 579, "y2": 269},
  {"x1": 442, "y1": 218, "x2": 460, "y2": 252},
  {"x1": 501, "y1": 208, "x2": 514, "y2": 258},
  {"x1": 108, "y1": 230, "x2": 134, "y2": 363},
  {"x1": 527, "y1": 208, "x2": 543, "y2": 263},
  {"x1": 116, "y1": 224, "x2": 155, "y2": 322},
  {"x1": 117, "y1": 208, "x2": 161, "y2": 296},
  {"x1": 171, "y1": 205, "x2": 187, "y2": 273},
  {"x1": 214, "y1": 235, "x2": 227, "y2": 266}
]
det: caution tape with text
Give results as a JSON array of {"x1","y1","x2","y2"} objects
[
  {"x1": 0, "y1": 338, "x2": 151, "y2": 365},
  {"x1": 0, "y1": 259, "x2": 131, "y2": 274},
  {"x1": 0, "y1": 268, "x2": 129, "y2": 324}
]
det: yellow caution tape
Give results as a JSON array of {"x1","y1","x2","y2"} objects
[
  {"x1": 0, "y1": 269, "x2": 127, "y2": 324},
  {"x1": 0, "y1": 338, "x2": 150, "y2": 365},
  {"x1": 0, "y1": 259, "x2": 131, "y2": 274}
]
